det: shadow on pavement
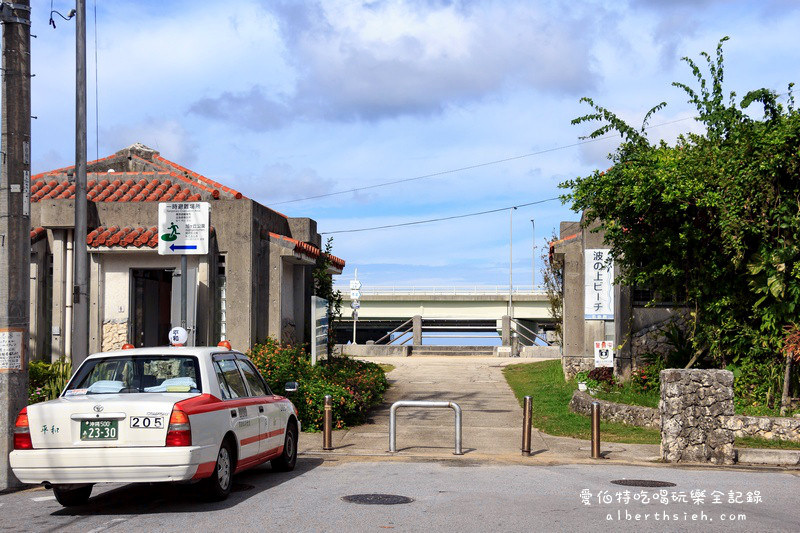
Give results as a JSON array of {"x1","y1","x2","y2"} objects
[{"x1": 51, "y1": 457, "x2": 324, "y2": 517}]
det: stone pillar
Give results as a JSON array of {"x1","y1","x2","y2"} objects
[
  {"x1": 412, "y1": 315, "x2": 422, "y2": 346},
  {"x1": 660, "y1": 369, "x2": 735, "y2": 465},
  {"x1": 501, "y1": 315, "x2": 511, "y2": 346}
]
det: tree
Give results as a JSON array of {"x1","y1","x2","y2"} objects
[
  {"x1": 542, "y1": 232, "x2": 564, "y2": 345},
  {"x1": 312, "y1": 237, "x2": 343, "y2": 354},
  {"x1": 560, "y1": 38, "x2": 800, "y2": 406}
]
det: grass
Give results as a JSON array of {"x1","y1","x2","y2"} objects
[
  {"x1": 502, "y1": 359, "x2": 800, "y2": 450},
  {"x1": 737, "y1": 436, "x2": 800, "y2": 449},
  {"x1": 378, "y1": 363, "x2": 396, "y2": 374},
  {"x1": 594, "y1": 383, "x2": 659, "y2": 408},
  {"x1": 502, "y1": 359, "x2": 660, "y2": 445}
]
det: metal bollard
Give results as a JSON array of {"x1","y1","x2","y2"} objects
[
  {"x1": 591, "y1": 401, "x2": 601, "y2": 459},
  {"x1": 323, "y1": 394, "x2": 333, "y2": 450},
  {"x1": 521, "y1": 396, "x2": 532, "y2": 456}
]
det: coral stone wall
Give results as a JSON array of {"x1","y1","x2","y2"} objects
[
  {"x1": 569, "y1": 390, "x2": 659, "y2": 428},
  {"x1": 630, "y1": 313, "x2": 690, "y2": 370},
  {"x1": 722, "y1": 415, "x2": 800, "y2": 443},
  {"x1": 101, "y1": 321, "x2": 128, "y2": 351},
  {"x1": 660, "y1": 369, "x2": 735, "y2": 465}
]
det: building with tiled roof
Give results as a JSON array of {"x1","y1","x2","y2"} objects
[{"x1": 29, "y1": 143, "x2": 343, "y2": 359}]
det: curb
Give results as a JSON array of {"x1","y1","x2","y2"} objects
[{"x1": 736, "y1": 448, "x2": 800, "y2": 466}]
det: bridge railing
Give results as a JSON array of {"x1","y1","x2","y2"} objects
[{"x1": 336, "y1": 285, "x2": 546, "y2": 296}]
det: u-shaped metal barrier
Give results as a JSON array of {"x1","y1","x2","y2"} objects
[{"x1": 389, "y1": 400, "x2": 463, "y2": 455}]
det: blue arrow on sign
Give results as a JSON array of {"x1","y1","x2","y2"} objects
[{"x1": 170, "y1": 244, "x2": 197, "y2": 251}]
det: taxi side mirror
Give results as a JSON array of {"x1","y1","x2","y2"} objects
[{"x1": 284, "y1": 381, "x2": 298, "y2": 394}]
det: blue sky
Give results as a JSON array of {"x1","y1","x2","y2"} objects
[{"x1": 24, "y1": 0, "x2": 800, "y2": 288}]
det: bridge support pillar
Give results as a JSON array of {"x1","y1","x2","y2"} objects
[
  {"x1": 501, "y1": 315, "x2": 511, "y2": 346},
  {"x1": 412, "y1": 315, "x2": 422, "y2": 345}
]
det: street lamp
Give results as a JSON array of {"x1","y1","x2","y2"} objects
[
  {"x1": 509, "y1": 207, "x2": 517, "y2": 318},
  {"x1": 531, "y1": 219, "x2": 535, "y2": 291}
]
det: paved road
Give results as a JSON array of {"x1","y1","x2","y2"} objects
[
  {"x1": 299, "y1": 356, "x2": 660, "y2": 464},
  {"x1": 1, "y1": 460, "x2": 798, "y2": 532}
]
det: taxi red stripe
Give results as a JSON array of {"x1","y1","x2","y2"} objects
[
  {"x1": 234, "y1": 446, "x2": 283, "y2": 473},
  {"x1": 240, "y1": 428, "x2": 285, "y2": 446},
  {"x1": 176, "y1": 394, "x2": 288, "y2": 415},
  {"x1": 192, "y1": 461, "x2": 217, "y2": 480}
]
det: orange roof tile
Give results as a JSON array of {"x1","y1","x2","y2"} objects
[
  {"x1": 30, "y1": 227, "x2": 46, "y2": 244},
  {"x1": 30, "y1": 173, "x2": 204, "y2": 204},
  {"x1": 85, "y1": 225, "x2": 216, "y2": 249},
  {"x1": 87, "y1": 226, "x2": 158, "y2": 249},
  {"x1": 325, "y1": 253, "x2": 346, "y2": 270},
  {"x1": 268, "y1": 232, "x2": 321, "y2": 259}
]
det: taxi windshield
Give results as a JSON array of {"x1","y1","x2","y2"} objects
[{"x1": 65, "y1": 355, "x2": 201, "y2": 395}]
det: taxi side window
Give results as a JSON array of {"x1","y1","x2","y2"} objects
[
  {"x1": 213, "y1": 361, "x2": 232, "y2": 400},
  {"x1": 236, "y1": 360, "x2": 268, "y2": 397},
  {"x1": 216, "y1": 359, "x2": 248, "y2": 399}
]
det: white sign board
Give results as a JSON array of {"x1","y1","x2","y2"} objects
[
  {"x1": 0, "y1": 329, "x2": 24, "y2": 371},
  {"x1": 594, "y1": 341, "x2": 614, "y2": 368},
  {"x1": 349, "y1": 280, "x2": 362, "y2": 290},
  {"x1": 158, "y1": 202, "x2": 210, "y2": 255},
  {"x1": 584, "y1": 249, "x2": 614, "y2": 320},
  {"x1": 311, "y1": 296, "x2": 329, "y2": 365},
  {"x1": 350, "y1": 289, "x2": 362, "y2": 300}
]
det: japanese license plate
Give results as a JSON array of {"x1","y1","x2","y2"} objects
[
  {"x1": 130, "y1": 416, "x2": 164, "y2": 429},
  {"x1": 80, "y1": 419, "x2": 118, "y2": 440}
]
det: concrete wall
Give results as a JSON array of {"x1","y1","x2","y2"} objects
[
  {"x1": 555, "y1": 218, "x2": 613, "y2": 378},
  {"x1": 30, "y1": 194, "x2": 327, "y2": 357}
]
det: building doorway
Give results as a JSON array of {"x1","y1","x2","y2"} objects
[{"x1": 131, "y1": 269, "x2": 173, "y2": 347}]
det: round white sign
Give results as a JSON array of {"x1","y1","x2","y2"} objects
[{"x1": 169, "y1": 326, "x2": 188, "y2": 346}]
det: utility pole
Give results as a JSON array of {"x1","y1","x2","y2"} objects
[
  {"x1": 509, "y1": 207, "x2": 516, "y2": 318},
  {"x1": 0, "y1": 0, "x2": 31, "y2": 490},
  {"x1": 72, "y1": 0, "x2": 88, "y2": 365},
  {"x1": 531, "y1": 219, "x2": 535, "y2": 290}
]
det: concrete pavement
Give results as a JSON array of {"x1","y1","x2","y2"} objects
[{"x1": 299, "y1": 356, "x2": 662, "y2": 465}]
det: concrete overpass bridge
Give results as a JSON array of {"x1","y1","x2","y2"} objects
[{"x1": 334, "y1": 285, "x2": 555, "y2": 346}]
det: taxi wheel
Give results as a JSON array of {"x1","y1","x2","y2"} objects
[
  {"x1": 271, "y1": 422, "x2": 297, "y2": 472},
  {"x1": 203, "y1": 440, "x2": 234, "y2": 501},
  {"x1": 53, "y1": 484, "x2": 93, "y2": 507}
]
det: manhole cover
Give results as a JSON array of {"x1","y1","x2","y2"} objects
[
  {"x1": 342, "y1": 494, "x2": 414, "y2": 505},
  {"x1": 610, "y1": 479, "x2": 676, "y2": 488}
]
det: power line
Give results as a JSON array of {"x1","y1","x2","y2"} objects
[
  {"x1": 321, "y1": 196, "x2": 560, "y2": 235},
  {"x1": 270, "y1": 116, "x2": 695, "y2": 206}
]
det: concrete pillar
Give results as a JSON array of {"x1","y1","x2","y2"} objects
[
  {"x1": 501, "y1": 315, "x2": 511, "y2": 346},
  {"x1": 660, "y1": 369, "x2": 735, "y2": 465},
  {"x1": 412, "y1": 315, "x2": 422, "y2": 345},
  {"x1": 50, "y1": 230, "x2": 66, "y2": 361},
  {"x1": 614, "y1": 283, "x2": 632, "y2": 380}
]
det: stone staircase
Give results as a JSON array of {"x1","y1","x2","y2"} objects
[{"x1": 407, "y1": 345, "x2": 497, "y2": 357}]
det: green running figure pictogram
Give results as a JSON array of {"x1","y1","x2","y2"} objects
[{"x1": 161, "y1": 222, "x2": 180, "y2": 242}]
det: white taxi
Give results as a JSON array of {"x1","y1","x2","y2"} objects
[{"x1": 9, "y1": 343, "x2": 300, "y2": 506}]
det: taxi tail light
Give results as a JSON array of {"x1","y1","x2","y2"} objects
[
  {"x1": 165, "y1": 407, "x2": 192, "y2": 447},
  {"x1": 13, "y1": 407, "x2": 33, "y2": 450}
]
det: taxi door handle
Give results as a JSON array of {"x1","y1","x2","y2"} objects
[
  {"x1": 258, "y1": 406, "x2": 264, "y2": 413},
  {"x1": 230, "y1": 409, "x2": 237, "y2": 418}
]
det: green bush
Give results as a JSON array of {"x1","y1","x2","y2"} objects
[
  {"x1": 631, "y1": 359, "x2": 665, "y2": 393},
  {"x1": 728, "y1": 354, "x2": 785, "y2": 410},
  {"x1": 248, "y1": 338, "x2": 388, "y2": 431},
  {"x1": 28, "y1": 357, "x2": 72, "y2": 404}
]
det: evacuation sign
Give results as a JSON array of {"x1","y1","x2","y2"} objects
[{"x1": 157, "y1": 202, "x2": 210, "y2": 255}]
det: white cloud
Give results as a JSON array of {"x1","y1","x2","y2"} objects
[
  {"x1": 101, "y1": 119, "x2": 198, "y2": 166},
  {"x1": 192, "y1": 0, "x2": 600, "y2": 127}
]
